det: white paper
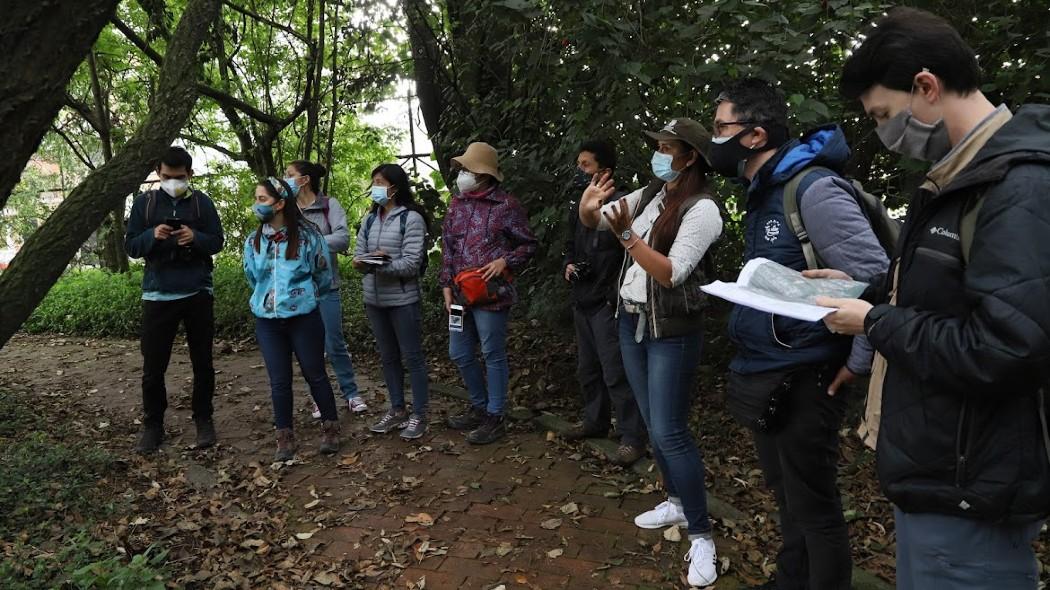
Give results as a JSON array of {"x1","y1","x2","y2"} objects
[{"x1": 701, "y1": 258, "x2": 868, "y2": 322}]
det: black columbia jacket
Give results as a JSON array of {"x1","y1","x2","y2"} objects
[{"x1": 865, "y1": 105, "x2": 1050, "y2": 522}]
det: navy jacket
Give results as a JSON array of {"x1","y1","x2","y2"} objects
[
  {"x1": 124, "y1": 189, "x2": 225, "y2": 294},
  {"x1": 729, "y1": 125, "x2": 871, "y2": 374}
]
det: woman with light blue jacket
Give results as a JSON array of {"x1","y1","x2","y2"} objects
[
  {"x1": 244, "y1": 177, "x2": 340, "y2": 461},
  {"x1": 353, "y1": 164, "x2": 432, "y2": 440}
]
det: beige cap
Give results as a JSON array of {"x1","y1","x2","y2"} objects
[{"x1": 451, "y1": 142, "x2": 504, "y2": 182}]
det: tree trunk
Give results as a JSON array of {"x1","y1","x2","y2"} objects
[
  {"x1": 403, "y1": 0, "x2": 452, "y2": 183},
  {"x1": 89, "y1": 50, "x2": 130, "y2": 273},
  {"x1": 0, "y1": 0, "x2": 221, "y2": 349},
  {"x1": 0, "y1": 0, "x2": 120, "y2": 209}
]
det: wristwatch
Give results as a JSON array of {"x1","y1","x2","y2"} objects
[{"x1": 620, "y1": 229, "x2": 632, "y2": 242}]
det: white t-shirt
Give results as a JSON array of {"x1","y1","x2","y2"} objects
[{"x1": 598, "y1": 187, "x2": 723, "y2": 304}]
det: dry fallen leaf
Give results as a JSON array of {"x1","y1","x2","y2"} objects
[
  {"x1": 547, "y1": 548, "x2": 564, "y2": 559},
  {"x1": 540, "y1": 518, "x2": 562, "y2": 530},
  {"x1": 405, "y1": 512, "x2": 435, "y2": 526},
  {"x1": 295, "y1": 530, "x2": 316, "y2": 540},
  {"x1": 304, "y1": 499, "x2": 321, "y2": 509},
  {"x1": 663, "y1": 525, "x2": 682, "y2": 542},
  {"x1": 496, "y1": 542, "x2": 513, "y2": 557},
  {"x1": 560, "y1": 502, "x2": 579, "y2": 515}
]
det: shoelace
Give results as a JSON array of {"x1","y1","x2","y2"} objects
[
  {"x1": 684, "y1": 540, "x2": 715, "y2": 564},
  {"x1": 405, "y1": 417, "x2": 422, "y2": 429}
]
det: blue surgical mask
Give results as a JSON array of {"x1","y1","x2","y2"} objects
[
  {"x1": 253, "y1": 203, "x2": 275, "y2": 222},
  {"x1": 370, "y1": 185, "x2": 390, "y2": 206},
  {"x1": 650, "y1": 151, "x2": 680, "y2": 182},
  {"x1": 283, "y1": 176, "x2": 302, "y2": 197}
]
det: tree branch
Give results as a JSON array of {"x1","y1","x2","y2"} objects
[
  {"x1": 50, "y1": 125, "x2": 97, "y2": 171},
  {"x1": 179, "y1": 133, "x2": 243, "y2": 160},
  {"x1": 64, "y1": 93, "x2": 106, "y2": 137},
  {"x1": 111, "y1": 17, "x2": 164, "y2": 64},
  {"x1": 221, "y1": 0, "x2": 310, "y2": 44}
]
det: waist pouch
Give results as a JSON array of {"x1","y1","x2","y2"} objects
[
  {"x1": 727, "y1": 369, "x2": 794, "y2": 433},
  {"x1": 453, "y1": 268, "x2": 512, "y2": 307}
]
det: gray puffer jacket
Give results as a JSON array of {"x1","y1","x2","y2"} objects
[
  {"x1": 354, "y1": 205, "x2": 426, "y2": 307},
  {"x1": 299, "y1": 193, "x2": 350, "y2": 290}
]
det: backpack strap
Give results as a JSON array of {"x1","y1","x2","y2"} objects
[
  {"x1": 363, "y1": 211, "x2": 378, "y2": 250},
  {"x1": 960, "y1": 191, "x2": 986, "y2": 265},
  {"x1": 782, "y1": 165, "x2": 837, "y2": 270},
  {"x1": 321, "y1": 196, "x2": 332, "y2": 234}
]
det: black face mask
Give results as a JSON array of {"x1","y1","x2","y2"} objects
[
  {"x1": 709, "y1": 126, "x2": 759, "y2": 179},
  {"x1": 572, "y1": 167, "x2": 592, "y2": 189}
]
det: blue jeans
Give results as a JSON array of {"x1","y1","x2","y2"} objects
[
  {"x1": 619, "y1": 311, "x2": 712, "y2": 535},
  {"x1": 365, "y1": 302, "x2": 429, "y2": 415},
  {"x1": 255, "y1": 311, "x2": 338, "y2": 429},
  {"x1": 895, "y1": 507, "x2": 1044, "y2": 590},
  {"x1": 449, "y1": 308, "x2": 509, "y2": 416},
  {"x1": 317, "y1": 290, "x2": 360, "y2": 400}
]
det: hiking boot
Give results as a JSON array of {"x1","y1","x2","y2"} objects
[
  {"x1": 562, "y1": 422, "x2": 607, "y2": 441},
  {"x1": 275, "y1": 428, "x2": 295, "y2": 462},
  {"x1": 446, "y1": 405, "x2": 486, "y2": 431},
  {"x1": 319, "y1": 420, "x2": 340, "y2": 455},
  {"x1": 370, "y1": 409, "x2": 409, "y2": 434},
  {"x1": 611, "y1": 443, "x2": 644, "y2": 466},
  {"x1": 400, "y1": 414, "x2": 427, "y2": 440},
  {"x1": 348, "y1": 396, "x2": 369, "y2": 413},
  {"x1": 466, "y1": 413, "x2": 506, "y2": 445},
  {"x1": 634, "y1": 499, "x2": 688, "y2": 529},
  {"x1": 685, "y1": 536, "x2": 718, "y2": 587},
  {"x1": 194, "y1": 418, "x2": 217, "y2": 449},
  {"x1": 135, "y1": 423, "x2": 164, "y2": 454}
]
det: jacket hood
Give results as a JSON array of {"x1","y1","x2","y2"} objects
[
  {"x1": 947, "y1": 105, "x2": 1050, "y2": 192},
  {"x1": 750, "y1": 124, "x2": 851, "y2": 195}
]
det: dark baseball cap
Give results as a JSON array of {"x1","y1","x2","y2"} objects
[{"x1": 643, "y1": 118, "x2": 713, "y2": 169}]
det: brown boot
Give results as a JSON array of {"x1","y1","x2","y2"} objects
[
  {"x1": 275, "y1": 428, "x2": 295, "y2": 462},
  {"x1": 611, "y1": 443, "x2": 644, "y2": 467},
  {"x1": 319, "y1": 420, "x2": 340, "y2": 455},
  {"x1": 562, "y1": 422, "x2": 607, "y2": 441}
]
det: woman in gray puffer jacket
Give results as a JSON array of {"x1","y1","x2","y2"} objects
[{"x1": 353, "y1": 164, "x2": 432, "y2": 440}]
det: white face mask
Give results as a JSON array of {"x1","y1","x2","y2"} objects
[
  {"x1": 456, "y1": 171, "x2": 479, "y2": 193},
  {"x1": 160, "y1": 178, "x2": 189, "y2": 198}
]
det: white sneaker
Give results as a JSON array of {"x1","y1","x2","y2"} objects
[
  {"x1": 633, "y1": 499, "x2": 688, "y2": 529},
  {"x1": 311, "y1": 403, "x2": 322, "y2": 420},
  {"x1": 685, "y1": 536, "x2": 718, "y2": 587},
  {"x1": 348, "y1": 396, "x2": 368, "y2": 413}
]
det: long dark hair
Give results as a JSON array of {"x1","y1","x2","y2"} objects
[
  {"x1": 290, "y1": 160, "x2": 327, "y2": 194},
  {"x1": 253, "y1": 177, "x2": 308, "y2": 259},
  {"x1": 371, "y1": 163, "x2": 433, "y2": 233},
  {"x1": 649, "y1": 144, "x2": 712, "y2": 255}
]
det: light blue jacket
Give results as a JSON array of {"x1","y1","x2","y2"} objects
[{"x1": 243, "y1": 223, "x2": 332, "y2": 319}]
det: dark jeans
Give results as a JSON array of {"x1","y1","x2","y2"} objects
[
  {"x1": 255, "y1": 311, "x2": 338, "y2": 429},
  {"x1": 573, "y1": 303, "x2": 644, "y2": 446},
  {"x1": 748, "y1": 365, "x2": 851, "y2": 590},
  {"x1": 140, "y1": 292, "x2": 215, "y2": 426},
  {"x1": 365, "y1": 302, "x2": 429, "y2": 415},
  {"x1": 619, "y1": 310, "x2": 711, "y2": 535},
  {"x1": 895, "y1": 506, "x2": 1043, "y2": 590}
]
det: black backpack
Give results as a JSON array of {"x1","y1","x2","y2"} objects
[{"x1": 782, "y1": 166, "x2": 900, "y2": 269}]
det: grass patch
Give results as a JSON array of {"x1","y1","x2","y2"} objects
[{"x1": 0, "y1": 390, "x2": 166, "y2": 589}]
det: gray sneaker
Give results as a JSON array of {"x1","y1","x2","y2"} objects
[
  {"x1": 399, "y1": 414, "x2": 427, "y2": 440},
  {"x1": 370, "y1": 409, "x2": 409, "y2": 434}
]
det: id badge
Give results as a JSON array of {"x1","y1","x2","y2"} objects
[{"x1": 449, "y1": 304, "x2": 465, "y2": 332}]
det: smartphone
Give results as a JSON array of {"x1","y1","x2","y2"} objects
[
  {"x1": 449, "y1": 304, "x2": 465, "y2": 333},
  {"x1": 164, "y1": 217, "x2": 183, "y2": 230}
]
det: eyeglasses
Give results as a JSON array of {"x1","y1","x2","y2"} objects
[{"x1": 714, "y1": 120, "x2": 756, "y2": 135}]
